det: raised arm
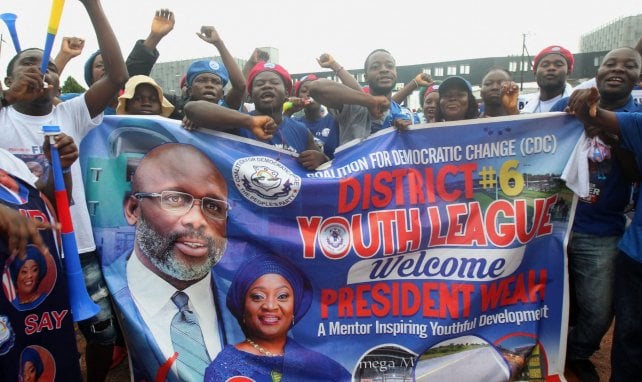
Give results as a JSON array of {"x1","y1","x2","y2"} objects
[
  {"x1": 243, "y1": 48, "x2": 270, "y2": 79},
  {"x1": 81, "y1": 0, "x2": 128, "y2": 118},
  {"x1": 183, "y1": 100, "x2": 276, "y2": 139},
  {"x1": 125, "y1": 9, "x2": 175, "y2": 77},
  {"x1": 392, "y1": 73, "x2": 433, "y2": 104},
  {"x1": 308, "y1": 79, "x2": 390, "y2": 119},
  {"x1": 196, "y1": 26, "x2": 246, "y2": 110},
  {"x1": 317, "y1": 53, "x2": 361, "y2": 91},
  {"x1": 53, "y1": 37, "x2": 85, "y2": 76}
]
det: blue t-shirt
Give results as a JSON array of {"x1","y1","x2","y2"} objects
[
  {"x1": 239, "y1": 115, "x2": 310, "y2": 154},
  {"x1": 551, "y1": 96, "x2": 641, "y2": 235},
  {"x1": 616, "y1": 112, "x2": 642, "y2": 262},
  {"x1": 295, "y1": 114, "x2": 340, "y2": 158}
]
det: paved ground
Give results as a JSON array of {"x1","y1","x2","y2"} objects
[{"x1": 77, "y1": 325, "x2": 613, "y2": 381}]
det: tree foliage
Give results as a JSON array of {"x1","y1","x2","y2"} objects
[{"x1": 61, "y1": 76, "x2": 86, "y2": 94}]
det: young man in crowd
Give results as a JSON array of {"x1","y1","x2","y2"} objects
[
  {"x1": 521, "y1": 45, "x2": 574, "y2": 113},
  {"x1": 553, "y1": 47, "x2": 642, "y2": 382},
  {"x1": 0, "y1": 1, "x2": 128, "y2": 380}
]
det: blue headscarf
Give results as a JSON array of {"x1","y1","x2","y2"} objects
[
  {"x1": 226, "y1": 253, "x2": 312, "y2": 327},
  {"x1": 9, "y1": 245, "x2": 47, "y2": 287},
  {"x1": 20, "y1": 347, "x2": 44, "y2": 379}
]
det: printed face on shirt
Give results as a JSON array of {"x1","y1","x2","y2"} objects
[
  {"x1": 126, "y1": 84, "x2": 163, "y2": 115},
  {"x1": 243, "y1": 274, "x2": 294, "y2": 341},
  {"x1": 535, "y1": 54, "x2": 568, "y2": 94},
  {"x1": 439, "y1": 83, "x2": 470, "y2": 121},
  {"x1": 365, "y1": 51, "x2": 397, "y2": 95},
  {"x1": 188, "y1": 72, "x2": 224, "y2": 103},
  {"x1": 127, "y1": 144, "x2": 228, "y2": 282},
  {"x1": 17, "y1": 260, "x2": 40, "y2": 302},
  {"x1": 596, "y1": 48, "x2": 641, "y2": 101},
  {"x1": 22, "y1": 360, "x2": 38, "y2": 382},
  {"x1": 251, "y1": 71, "x2": 287, "y2": 114},
  {"x1": 481, "y1": 69, "x2": 511, "y2": 107}
]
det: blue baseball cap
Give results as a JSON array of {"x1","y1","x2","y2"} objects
[
  {"x1": 439, "y1": 76, "x2": 472, "y2": 94},
  {"x1": 186, "y1": 59, "x2": 229, "y2": 87}
]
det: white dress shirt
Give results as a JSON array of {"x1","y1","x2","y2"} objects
[{"x1": 127, "y1": 249, "x2": 222, "y2": 364}]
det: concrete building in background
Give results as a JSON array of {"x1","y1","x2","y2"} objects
[
  {"x1": 579, "y1": 14, "x2": 642, "y2": 53},
  {"x1": 150, "y1": 46, "x2": 278, "y2": 96}
]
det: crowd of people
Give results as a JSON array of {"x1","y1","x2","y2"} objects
[{"x1": 0, "y1": 1, "x2": 641, "y2": 381}]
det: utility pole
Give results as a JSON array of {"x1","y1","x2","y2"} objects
[{"x1": 520, "y1": 33, "x2": 531, "y2": 91}]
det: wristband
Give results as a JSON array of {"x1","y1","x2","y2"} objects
[
  {"x1": 62, "y1": 167, "x2": 72, "y2": 174},
  {"x1": 412, "y1": 79, "x2": 419, "y2": 88}
]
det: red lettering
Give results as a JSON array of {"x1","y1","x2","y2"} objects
[
  {"x1": 396, "y1": 209, "x2": 422, "y2": 253},
  {"x1": 351, "y1": 215, "x2": 381, "y2": 259},
  {"x1": 338, "y1": 177, "x2": 361, "y2": 213},
  {"x1": 24, "y1": 314, "x2": 38, "y2": 335},
  {"x1": 485, "y1": 200, "x2": 514, "y2": 247},
  {"x1": 297, "y1": 216, "x2": 323, "y2": 259},
  {"x1": 371, "y1": 283, "x2": 391, "y2": 317},
  {"x1": 372, "y1": 171, "x2": 392, "y2": 208},
  {"x1": 400, "y1": 283, "x2": 421, "y2": 316},
  {"x1": 320, "y1": 289, "x2": 337, "y2": 319},
  {"x1": 407, "y1": 168, "x2": 425, "y2": 205}
]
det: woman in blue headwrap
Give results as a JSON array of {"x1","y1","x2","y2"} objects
[
  {"x1": 9, "y1": 246, "x2": 48, "y2": 307},
  {"x1": 205, "y1": 253, "x2": 351, "y2": 382},
  {"x1": 19, "y1": 346, "x2": 44, "y2": 382}
]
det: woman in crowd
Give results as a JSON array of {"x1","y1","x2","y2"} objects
[
  {"x1": 434, "y1": 76, "x2": 479, "y2": 122},
  {"x1": 205, "y1": 253, "x2": 351, "y2": 382}
]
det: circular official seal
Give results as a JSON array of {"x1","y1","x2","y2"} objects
[
  {"x1": 209, "y1": 60, "x2": 220, "y2": 71},
  {"x1": 0, "y1": 315, "x2": 15, "y2": 355},
  {"x1": 318, "y1": 222, "x2": 350, "y2": 258},
  {"x1": 232, "y1": 156, "x2": 301, "y2": 207}
]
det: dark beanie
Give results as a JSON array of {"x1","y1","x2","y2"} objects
[{"x1": 84, "y1": 50, "x2": 101, "y2": 87}]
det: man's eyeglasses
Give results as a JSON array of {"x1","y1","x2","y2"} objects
[{"x1": 134, "y1": 191, "x2": 229, "y2": 220}]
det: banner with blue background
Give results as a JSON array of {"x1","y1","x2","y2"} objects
[{"x1": 80, "y1": 113, "x2": 582, "y2": 382}]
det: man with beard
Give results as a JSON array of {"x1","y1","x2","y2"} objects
[
  {"x1": 308, "y1": 49, "x2": 409, "y2": 144},
  {"x1": 105, "y1": 143, "x2": 229, "y2": 382},
  {"x1": 551, "y1": 47, "x2": 642, "y2": 382},
  {"x1": 521, "y1": 45, "x2": 574, "y2": 113}
]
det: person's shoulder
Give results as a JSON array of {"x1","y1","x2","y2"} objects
[{"x1": 550, "y1": 97, "x2": 570, "y2": 112}]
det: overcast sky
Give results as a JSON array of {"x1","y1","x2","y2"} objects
[{"x1": 0, "y1": 0, "x2": 640, "y2": 86}]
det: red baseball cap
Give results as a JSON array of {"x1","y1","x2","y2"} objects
[
  {"x1": 293, "y1": 74, "x2": 318, "y2": 97},
  {"x1": 533, "y1": 45, "x2": 574, "y2": 74},
  {"x1": 247, "y1": 61, "x2": 293, "y2": 95}
]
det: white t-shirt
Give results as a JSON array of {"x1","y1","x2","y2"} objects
[
  {"x1": 521, "y1": 83, "x2": 574, "y2": 114},
  {"x1": 0, "y1": 95, "x2": 103, "y2": 253}
]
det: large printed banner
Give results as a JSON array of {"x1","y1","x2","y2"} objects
[{"x1": 80, "y1": 113, "x2": 582, "y2": 381}]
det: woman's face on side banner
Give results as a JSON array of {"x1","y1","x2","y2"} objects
[
  {"x1": 244, "y1": 274, "x2": 294, "y2": 341},
  {"x1": 22, "y1": 360, "x2": 38, "y2": 382},
  {"x1": 17, "y1": 260, "x2": 40, "y2": 299}
]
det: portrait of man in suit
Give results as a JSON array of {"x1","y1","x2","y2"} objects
[{"x1": 105, "y1": 143, "x2": 230, "y2": 382}]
